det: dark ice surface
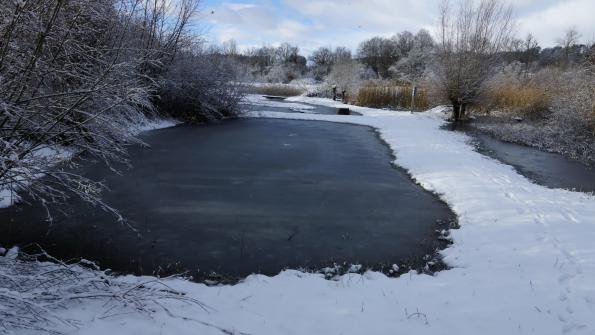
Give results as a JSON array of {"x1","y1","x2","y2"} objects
[{"x1": 1, "y1": 118, "x2": 455, "y2": 280}]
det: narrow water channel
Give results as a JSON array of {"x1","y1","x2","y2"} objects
[
  {"x1": 1, "y1": 116, "x2": 455, "y2": 282},
  {"x1": 465, "y1": 130, "x2": 595, "y2": 193}
]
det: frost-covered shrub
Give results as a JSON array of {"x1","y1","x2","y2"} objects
[
  {"x1": 483, "y1": 64, "x2": 552, "y2": 118},
  {"x1": 265, "y1": 65, "x2": 292, "y2": 83},
  {"x1": 0, "y1": 0, "x2": 202, "y2": 211},
  {"x1": 326, "y1": 59, "x2": 363, "y2": 102},
  {"x1": 474, "y1": 66, "x2": 595, "y2": 163},
  {"x1": 158, "y1": 52, "x2": 245, "y2": 123},
  {"x1": 550, "y1": 69, "x2": 595, "y2": 136},
  {"x1": 389, "y1": 47, "x2": 431, "y2": 82}
]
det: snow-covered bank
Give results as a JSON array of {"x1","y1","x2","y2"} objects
[
  {"x1": 241, "y1": 94, "x2": 316, "y2": 112},
  {"x1": 3, "y1": 99, "x2": 595, "y2": 334},
  {"x1": 128, "y1": 118, "x2": 180, "y2": 135},
  {"x1": 0, "y1": 118, "x2": 179, "y2": 209}
]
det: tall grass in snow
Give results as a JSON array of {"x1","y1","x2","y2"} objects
[
  {"x1": 486, "y1": 82, "x2": 551, "y2": 117},
  {"x1": 248, "y1": 84, "x2": 305, "y2": 97},
  {"x1": 357, "y1": 82, "x2": 429, "y2": 110}
]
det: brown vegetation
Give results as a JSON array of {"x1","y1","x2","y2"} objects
[
  {"x1": 357, "y1": 81, "x2": 429, "y2": 111},
  {"x1": 248, "y1": 84, "x2": 305, "y2": 97},
  {"x1": 486, "y1": 82, "x2": 551, "y2": 117}
]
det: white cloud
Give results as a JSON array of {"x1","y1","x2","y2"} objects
[
  {"x1": 200, "y1": 0, "x2": 595, "y2": 55},
  {"x1": 517, "y1": 0, "x2": 595, "y2": 45}
]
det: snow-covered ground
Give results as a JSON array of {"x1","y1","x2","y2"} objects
[
  {"x1": 243, "y1": 78, "x2": 324, "y2": 97},
  {"x1": 2, "y1": 98, "x2": 595, "y2": 334}
]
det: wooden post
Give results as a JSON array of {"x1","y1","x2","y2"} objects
[{"x1": 410, "y1": 85, "x2": 417, "y2": 112}]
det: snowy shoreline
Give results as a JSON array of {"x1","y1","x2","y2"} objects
[{"x1": 2, "y1": 98, "x2": 595, "y2": 334}]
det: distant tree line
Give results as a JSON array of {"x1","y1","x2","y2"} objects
[{"x1": 216, "y1": 0, "x2": 593, "y2": 124}]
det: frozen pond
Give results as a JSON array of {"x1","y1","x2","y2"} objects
[{"x1": 1, "y1": 116, "x2": 455, "y2": 282}]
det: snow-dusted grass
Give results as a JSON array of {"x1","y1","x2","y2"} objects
[
  {"x1": 0, "y1": 247, "x2": 209, "y2": 334},
  {"x1": 2, "y1": 98, "x2": 595, "y2": 334}
]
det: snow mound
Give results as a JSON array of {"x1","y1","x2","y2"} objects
[{"x1": 242, "y1": 94, "x2": 315, "y2": 112}]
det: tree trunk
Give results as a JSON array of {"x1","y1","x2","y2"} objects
[{"x1": 452, "y1": 101, "x2": 461, "y2": 121}]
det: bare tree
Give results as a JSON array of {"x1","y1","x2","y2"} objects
[
  {"x1": 587, "y1": 43, "x2": 595, "y2": 68},
  {"x1": 414, "y1": 29, "x2": 435, "y2": 53},
  {"x1": 557, "y1": 27, "x2": 582, "y2": 66},
  {"x1": 275, "y1": 43, "x2": 300, "y2": 64},
  {"x1": 357, "y1": 36, "x2": 400, "y2": 78},
  {"x1": 431, "y1": 0, "x2": 515, "y2": 121},
  {"x1": 395, "y1": 31, "x2": 415, "y2": 57},
  {"x1": 158, "y1": 46, "x2": 245, "y2": 122},
  {"x1": 519, "y1": 34, "x2": 540, "y2": 75},
  {"x1": 333, "y1": 46, "x2": 352, "y2": 63},
  {"x1": 392, "y1": 30, "x2": 435, "y2": 82},
  {"x1": 309, "y1": 47, "x2": 335, "y2": 79},
  {"x1": 222, "y1": 39, "x2": 239, "y2": 56}
]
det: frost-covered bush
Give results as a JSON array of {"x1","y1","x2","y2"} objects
[
  {"x1": 474, "y1": 65, "x2": 595, "y2": 163},
  {"x1": 483, "y1": 63, "x2": 552, "y2": 118},
  {"x1": 550, "y1": 68, "x2": 595, "y2": 137},
  {"x1": 265, "y1": 64, "x2": 293, "y2": 83},
  {"x1": 0, "y1": 0, "x2": 201, "y2": 211},
  {"x1": 158, "y1": 52, "x2": 245, "y2": 123},
  {"x1": 326, "y1": 59, "x2": 363, "y2": 102}
]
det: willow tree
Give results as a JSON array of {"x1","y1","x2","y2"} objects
[{"x1": 432, "y1": 0, "x2": 515, "y2": 121}]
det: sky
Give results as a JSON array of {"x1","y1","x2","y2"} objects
[{"x1": 197, "y1": 0, "x2": 595, "y2": 55}]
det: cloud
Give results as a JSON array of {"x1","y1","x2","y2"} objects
[
  {"x1": 517, "y1": 0, "x2": 595, "y2": 45},
  {"x1": 283, "y1": 0, "x2": 439, "y2": 32},
  {"x1": 199, "y1": 0, "x2": 595, "y2": 55}
]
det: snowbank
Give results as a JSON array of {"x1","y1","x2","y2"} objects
[
  {"x1": 3, "y1": 99, "x2": 595, "y2": 334},
  {"x1": 129, "y1": 118, "x2": 181, "y2": 135},
  {"x1": 242, "y1": 94, "x2": 315, "y2": 112}
]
